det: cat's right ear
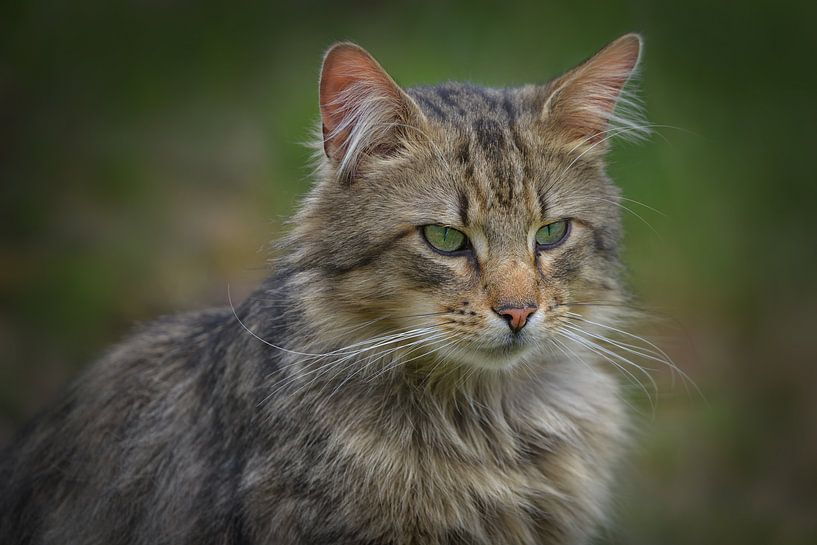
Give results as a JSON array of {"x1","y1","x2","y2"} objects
[{"x1": 319, "y1": 43, "x2": 424, "y2": 184}]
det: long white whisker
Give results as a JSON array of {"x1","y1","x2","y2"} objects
[
  {"x1": 229, "y1": 284, "x2": 344, "y2": 358},
  {"x1": 548, "y1": 336, "x2": 643, "y2": 415},
  {"x1": 366, "y1": 333, "x2": 464, "y2": 385},
  {"x1": 325, "y1": 332, "x2": 455, "y2": 400},
  {"x1": 565, "y1": 312, "x2": 705, "y2": 401},
  {"x1": 619, "y1": 196, "x2": 668, "y2": 218},
  {"x1": 558, "y1": 329, "x2": 656, "y2": 414},
  {"x1": 285, "y1": 329, "x2": 447, "y2": 400},
  {"x1": 560, "y1": 324, "x2": 659, "y2": 392},
  {"x1": 258, "y1": 327, "x2": 445, "y2": 406}
]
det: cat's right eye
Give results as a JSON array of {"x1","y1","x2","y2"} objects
[{"x1": 422, "y1": 225, "x2": 469, "y2": 254}]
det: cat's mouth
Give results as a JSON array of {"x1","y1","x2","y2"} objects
[
  {"x1": 448, "y1": 334, "x2": 535, "y2": 370},
  {"x1": 487, "y1": 336, "x2": 531, "y2": 356}
]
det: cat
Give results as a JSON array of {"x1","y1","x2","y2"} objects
[{"x1": 1, "y1": 33, "x2": 648, "y2": 545}]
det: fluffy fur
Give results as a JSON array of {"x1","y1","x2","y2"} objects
[{"x1": 1, "y1": 34, "x2": 647, "y2": 544}]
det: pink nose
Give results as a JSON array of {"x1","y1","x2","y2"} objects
[{"x1": 494, "y1": 305, "x2": 537, "y2": 332}]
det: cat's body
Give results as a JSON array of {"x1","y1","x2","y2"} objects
[{"x1": 1, "y1": 35, "x2": 646, "y2": 544}]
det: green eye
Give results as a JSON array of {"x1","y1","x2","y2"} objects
[
  {"x1": 422, "y1": 225, "x2": 468, "y2": 253},
  {"x1": 535, "y1": 220, "x2": 570, "y2": 248}
]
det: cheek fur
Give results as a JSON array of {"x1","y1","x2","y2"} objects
[
  {"x1": 402, "y1": 252, "x2": 459, "y2": 289},
  {"x1": 545, "y1": 247, "x2": 584, "y2": 282},
  {"x1": 535, "y1": 223, "x2": 598, "y2": 283},
  {"x1": 399, "y1": 240, "x2": 479, "y2": 294}
]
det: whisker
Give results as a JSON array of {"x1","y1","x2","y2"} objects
[
  {"x1": 557, "y1": 329, "x2": 656, "y2": 414},
  {"x1": 257, "y1": 326, "x2": 446, "y2": 406},
  {"x1": 229, "y1": 284, "x2": 340, "y2": 358},
  {"x1": 560, "y1": 319, "x2": 666, "y2": 361},
  {"x1": 548, "y1": 336, "x2": 643, "y2": 415},
  {"x1": 578, "y1": 196, "x2": 663, "y2": 240},
  {"x1": 565, "y1": 312, "x2": 706, "y2": 403},
  {"x1": 368, "y1": 333, "x2": 465, "y2": 384},
  {"x1": 285, "y1": 328, "x2": 446, "y2": 398},
  {"x1": 619, "y1": 196, "x2": 668, "y2": 218},
  {"x1": 560, "y1": 323, "x2": 660, "y2": 382},
  {"x1": 326, "y1": 332, "x2": 456, "y2": 400}
]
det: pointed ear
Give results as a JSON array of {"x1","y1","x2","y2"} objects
[
  {"x1": 319, "y1": 43, "x2": 423, "y2": 184},
  {"x1": 541, "y1": 33, "x2": 645, "y2": 152}
]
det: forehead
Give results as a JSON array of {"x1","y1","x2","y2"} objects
[{"x1": 405, "y1": 83, "x2": 588, "y2": 232}]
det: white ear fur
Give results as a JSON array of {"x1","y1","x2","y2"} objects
[
  {"x1": 542, "y1": 33, "x2": 648, "y2": 150},
  {"x1": 319, "y1": 43, "x2": 421, "y2": 184}
]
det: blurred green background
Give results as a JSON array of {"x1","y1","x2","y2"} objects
[{"x1": 2, "y1": 1, "x2": 816, "y2": 543}]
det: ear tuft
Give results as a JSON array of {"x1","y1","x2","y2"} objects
[
  {"x1": 542, "y1": 33, "x2": 647, "y2": 152},
  {"x1": 319, "y1": 43, "x2": 421, "y2": 184}
]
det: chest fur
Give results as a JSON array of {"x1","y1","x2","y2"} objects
[{"x1": 322, "y1": 396, "x2": 616, "y2": 545}]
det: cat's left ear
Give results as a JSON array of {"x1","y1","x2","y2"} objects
[
  {"x1": 541, "y1": 33, "x2": 645, "y2": 152},
  {"x1": 319, "y1": 43, "x2": 424, "y2": 184}
]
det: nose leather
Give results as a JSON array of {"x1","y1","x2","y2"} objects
[{"x1": 494, "y1": 305, "x2": 537, "y2": 332}]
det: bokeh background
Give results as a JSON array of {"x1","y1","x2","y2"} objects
[{"x1": 2, "y1": 1, "x2": 816, "y2": 543}]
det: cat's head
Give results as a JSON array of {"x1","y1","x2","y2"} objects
[{"x1": 287, "y1": 34, "x2": 644, "y2": 372}]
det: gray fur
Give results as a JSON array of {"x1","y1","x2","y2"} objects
[{"x1": 1, "y1": 36, "x2": 646, "y2": 544}]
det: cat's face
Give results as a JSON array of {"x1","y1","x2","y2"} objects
[{"x1": 292, "y1": 36, "x2": 642, "y2": 372}]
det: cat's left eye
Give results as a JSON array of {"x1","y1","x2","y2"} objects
[{"x1": 535, "y1": 220, "x2": 570, "y2": 249}]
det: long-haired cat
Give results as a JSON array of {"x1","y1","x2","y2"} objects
[{"x1": 1, "y1": 33, "x2": 648, "y2": 544}]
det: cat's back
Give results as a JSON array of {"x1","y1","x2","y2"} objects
[{"x1": 0, "y1": 308, "x2": 255, "y2": 545}]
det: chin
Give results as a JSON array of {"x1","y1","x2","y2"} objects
[{"x1": 442, "y1": 339, "x2": 537, "y2": 372}]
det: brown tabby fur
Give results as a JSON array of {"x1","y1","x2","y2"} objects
[{"x1": 1, "y1": 34, "x2": 646, "y2": 544}]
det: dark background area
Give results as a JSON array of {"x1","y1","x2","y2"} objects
[{"x1": 2, "y1": 1, "x2": 816, "y2": 543}]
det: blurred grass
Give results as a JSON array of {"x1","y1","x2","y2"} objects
[{"x1": 2, "y1": 1, "x2": 816, "y2": 543}]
